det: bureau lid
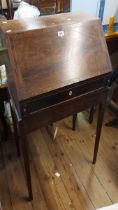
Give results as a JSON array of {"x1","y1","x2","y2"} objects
[
  {"x1": 0, "y1": 12, "x2": 112, "y2": 102},
  {"x1": 0, "y1": 12, "x2": 96, "y2": 33}
]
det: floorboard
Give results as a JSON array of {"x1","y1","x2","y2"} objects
[{"x1": 0, "y1": 109, "x2": 118, "y2": 210}]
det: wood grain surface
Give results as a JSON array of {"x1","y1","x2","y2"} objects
[{"x1": 0, "y1": 13, "x2": 112, "y2": 102}]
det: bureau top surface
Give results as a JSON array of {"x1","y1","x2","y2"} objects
[
  {"x1": 1, "y1": 13, "x2": 96, "y2": 33},
  {"x1": 0, "y1": 13, "x2": 112, "y2": 102}
]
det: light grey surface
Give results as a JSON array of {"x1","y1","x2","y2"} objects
[{"x1": 97, "y1": 203, "x2": 118, "y2": 210}]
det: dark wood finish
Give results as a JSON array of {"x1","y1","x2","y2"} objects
[
  {"x1": 106, "y1": 35, "x2": 118, "y2": 55},
  {"x1": 0, "y1": 14, "x2": 112, "y2": 103},
  {"x1": 10, "y1": 103, "x2": 20, "y2": 156},
  {"x1": 35, "y1": 0, "x2": 58, "y2": 13},
  {"x1": 0, "y1": 48, "x2": 9, "y2": 141},
  {"x1": 19, "y1": 122, "x2": 33, "y2": 201},
  {"x1": 59, "y1": 0, "x2": 70, "y2": 12},
  {"x1": 0, "y1": 86, "x2": 9, "y2": 141},
  {"x1": 25, "y1": 0, "x2": 58, "y2": 11},
  {"x1": 89, "y1": 106, "x2": 95, "y2": 124},
  {"x1": 72, "y1": 113, "x2": 77, "y2": 131},
  {"x1": 93, "y1": 103, "x2": 106, "y2": 164},
  {"x1": 0, "y1": 13, "x2": 112, "y2": 200}
]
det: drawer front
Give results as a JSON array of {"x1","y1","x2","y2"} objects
[
  {"x1": 21, "y1": 77, "x2": 109, "y2": 116},
  {"x1": 23, "y1": 87, "x2": 108, "y2": 133}
]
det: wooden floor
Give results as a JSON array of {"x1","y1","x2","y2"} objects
[{"x1": 0, "y1": 109, "x2": 118, "y2": 210}]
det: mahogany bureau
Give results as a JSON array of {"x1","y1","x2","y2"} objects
[{"x1": 0, "y1": 13, "x2": 112, "y2": 200}]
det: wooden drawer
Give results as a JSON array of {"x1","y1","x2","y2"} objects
[{"x1": 20, "y1": 76, "x2": 109, "y2": 116}]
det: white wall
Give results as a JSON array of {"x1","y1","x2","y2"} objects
[
  {"x1": 71, "y1": 0, "x2": 100, "y2": 16},
  {"x1": 71, "y1": 0, "x2": 118, "y2": 25},
  {"x1": 103, "y1": 0, "x2": 118, "y2": 24}
]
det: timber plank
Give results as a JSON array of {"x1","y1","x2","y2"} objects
[
  {"x1": 41, "y1": 128, "x2": 95, "y2": 210},
  {"x1": 2, "y1": 140, "x2": 33, "y2": 210},
  {"x1": 0, "y1": 142, "x2": 13, "y2": 210},
  {"x1": 53, "y1": 118, "x2": 112, "y2": 209},
  {"x1": 1, "y1": 109, "x2": 118, "y2": 209},
  {"x1": 29, "y1": 130, "x2": 73, "y2": 210},
  {"x1": 76, "y1": 111, "x2": 118, "y2": 203}
]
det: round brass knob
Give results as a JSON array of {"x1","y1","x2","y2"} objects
[{"x1": 69, "y1": 90, "x2": 72, "y2": 96}]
